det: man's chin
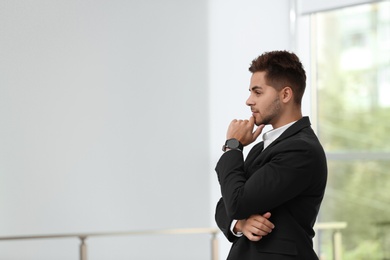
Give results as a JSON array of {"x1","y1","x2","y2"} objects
[
  {"x1": 254, "y1": 115, "x2": 269, "y2": 126},
  {"x1": 257, "y1": 119, "x2": 270, "y2": 126}
]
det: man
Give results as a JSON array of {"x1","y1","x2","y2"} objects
[{"x1": 215, "y1": 50, "x2": 327, "y2": 259}]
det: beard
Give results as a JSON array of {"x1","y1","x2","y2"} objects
[{"x1": 257, "y1": 97, "x2": 281, "y2": 126}]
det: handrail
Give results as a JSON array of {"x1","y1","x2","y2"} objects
[
  {"x1": 314, "y1": 222, "x2": 348, "y2": 260},
  {"x1": 0, "y1": 223, "x2": 347, "y2": 260},
  {"x1": 0, "y1": 227, "x2": 220, "y2": 260},
  {"x1": 0, "y1": 227, "x2": 219, "y2": 241}
]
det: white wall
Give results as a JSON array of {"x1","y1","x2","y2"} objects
[
  {"x1": 0, "y1": 1, "x2": 209, "y2": 259},
  {"x1": 0, "y1": 0, "x2": 298, "y2": 259}
]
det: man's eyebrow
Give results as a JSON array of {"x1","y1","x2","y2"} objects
[{"x1": 249, "y1": 86, "x2": 263, "y2": 91}]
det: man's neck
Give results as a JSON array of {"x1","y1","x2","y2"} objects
[{"x1": 272, "y1": 111, "x2": 302, "y2": 129}]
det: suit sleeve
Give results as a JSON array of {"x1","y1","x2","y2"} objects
[
  {"x1": 216, "y1": 140, "x2": 319, "y2": 220},
  {"x1": 215, "y1": 197, "x2": 240, "y2": 243}
]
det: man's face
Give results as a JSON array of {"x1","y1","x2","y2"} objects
[{"x1": 246, "y1": 71, "x2": 281, "y2": 126}]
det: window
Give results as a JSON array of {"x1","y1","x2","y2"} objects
[{"x1": 309, "y1": 1, "x2": 390, "y2": 259}]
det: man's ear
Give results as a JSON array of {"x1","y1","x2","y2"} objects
[{"x1": 280, "y1": 86, "x2": 293, "y2": 103}]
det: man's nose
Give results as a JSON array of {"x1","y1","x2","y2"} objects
[{"x1": 246, "y1": 96, "x2": 253, "y2": 106}]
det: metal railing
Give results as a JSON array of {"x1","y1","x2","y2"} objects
[
  {"x1": 0, "y1": 227, "x2": 220, "y2": 260},
  {"x1": 0, "y1": 222, "x2": 347, "y2": 260},
  {"x1": 314, "y1": 222, "x2": 348, "y2": 260}
]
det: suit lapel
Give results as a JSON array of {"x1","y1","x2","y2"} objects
[
  {"x1": 245, "y1": 117, "x2": 312, "y2": 174},
  {"x1": 244, "y1": 142, "x2": 264, "y2": 177},
  {"x1": 263, "y1": 116, "x2": 312, "y2": 152}
]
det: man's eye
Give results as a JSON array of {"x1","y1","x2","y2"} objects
[{"x1": 256, "y1": 92, "x2": 262, "y2": 95}]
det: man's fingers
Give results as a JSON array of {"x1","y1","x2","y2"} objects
[
  {"x1": 258, "y1": 214, "x2": 275, "y2": 229},
  {"x1": 243, "y1": 231, "x2": 262, "y2": 242},
  {"x1": 249, "y1": 222, "x2": 273, "y2": 235},
  {"x1": 249, "y1": 116, "x2": 255, "y2": 125},
  {"x1": 248, "y1": 225, "x2": 270, "y2": 236},
  {"x1": 241, "y1": 214, "x2": 275, "y2": 241},
  {"x1": 262, "y1": 212, "x2": 271, "y2": 219},
  {"x1": 248, "y1": 215, "x2": 275, "y2": 232},
  {"x1": 253, "y1": 124, "x2": 265, "y2": 139}
]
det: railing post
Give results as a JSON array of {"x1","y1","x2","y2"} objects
[
  {"x1": 79, "y1": 236, "x2": 87, "y2": 260},
  {"x1": 333, "y1": 230, "x2": 342, "y2": 260},
  {"x1": 211, "y1": 232, "x2": 219, "y2": 260}
]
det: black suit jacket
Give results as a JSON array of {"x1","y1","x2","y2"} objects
[{"x1": 215, "y1": 117, "x2": 327, "y2": 259}]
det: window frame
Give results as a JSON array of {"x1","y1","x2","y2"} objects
[{"x1": 294, "y1": 0, "x2": 390, "y2": 161}]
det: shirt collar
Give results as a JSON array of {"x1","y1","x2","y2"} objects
[{"x1": 262, "y1": 121, "x2": 297, "y2": 150}]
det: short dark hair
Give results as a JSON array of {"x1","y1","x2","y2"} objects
[{"x1": 249, "y1": 50, "x2": 306, "y2": 105}]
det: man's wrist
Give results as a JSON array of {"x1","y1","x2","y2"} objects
[{"x1": 230, "y1": 220, "x2": 243, "y2": 237}]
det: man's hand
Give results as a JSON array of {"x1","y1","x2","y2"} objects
[
  {"x1": 233, "y1": 212, "x2": 275, "y2": 241},
  {"x1": 227, "y1": 116, "x2": 264, "y2": 146}
]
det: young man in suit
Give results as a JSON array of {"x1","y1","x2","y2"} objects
[{"x1": 215, "y1": 50, "x2": 327, "y2": 259}]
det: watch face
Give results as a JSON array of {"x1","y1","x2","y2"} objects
[{"x1": 227, "y1": 139, "x2": 239, "y2": 149}]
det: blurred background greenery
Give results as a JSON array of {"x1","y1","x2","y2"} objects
[{"x1": 313, "y1": 1, "x2": 390, "y2": 259}]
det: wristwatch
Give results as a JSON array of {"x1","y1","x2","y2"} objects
[{"x1": 222, "y1": 138, "x2": 243, "y2": 152}]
